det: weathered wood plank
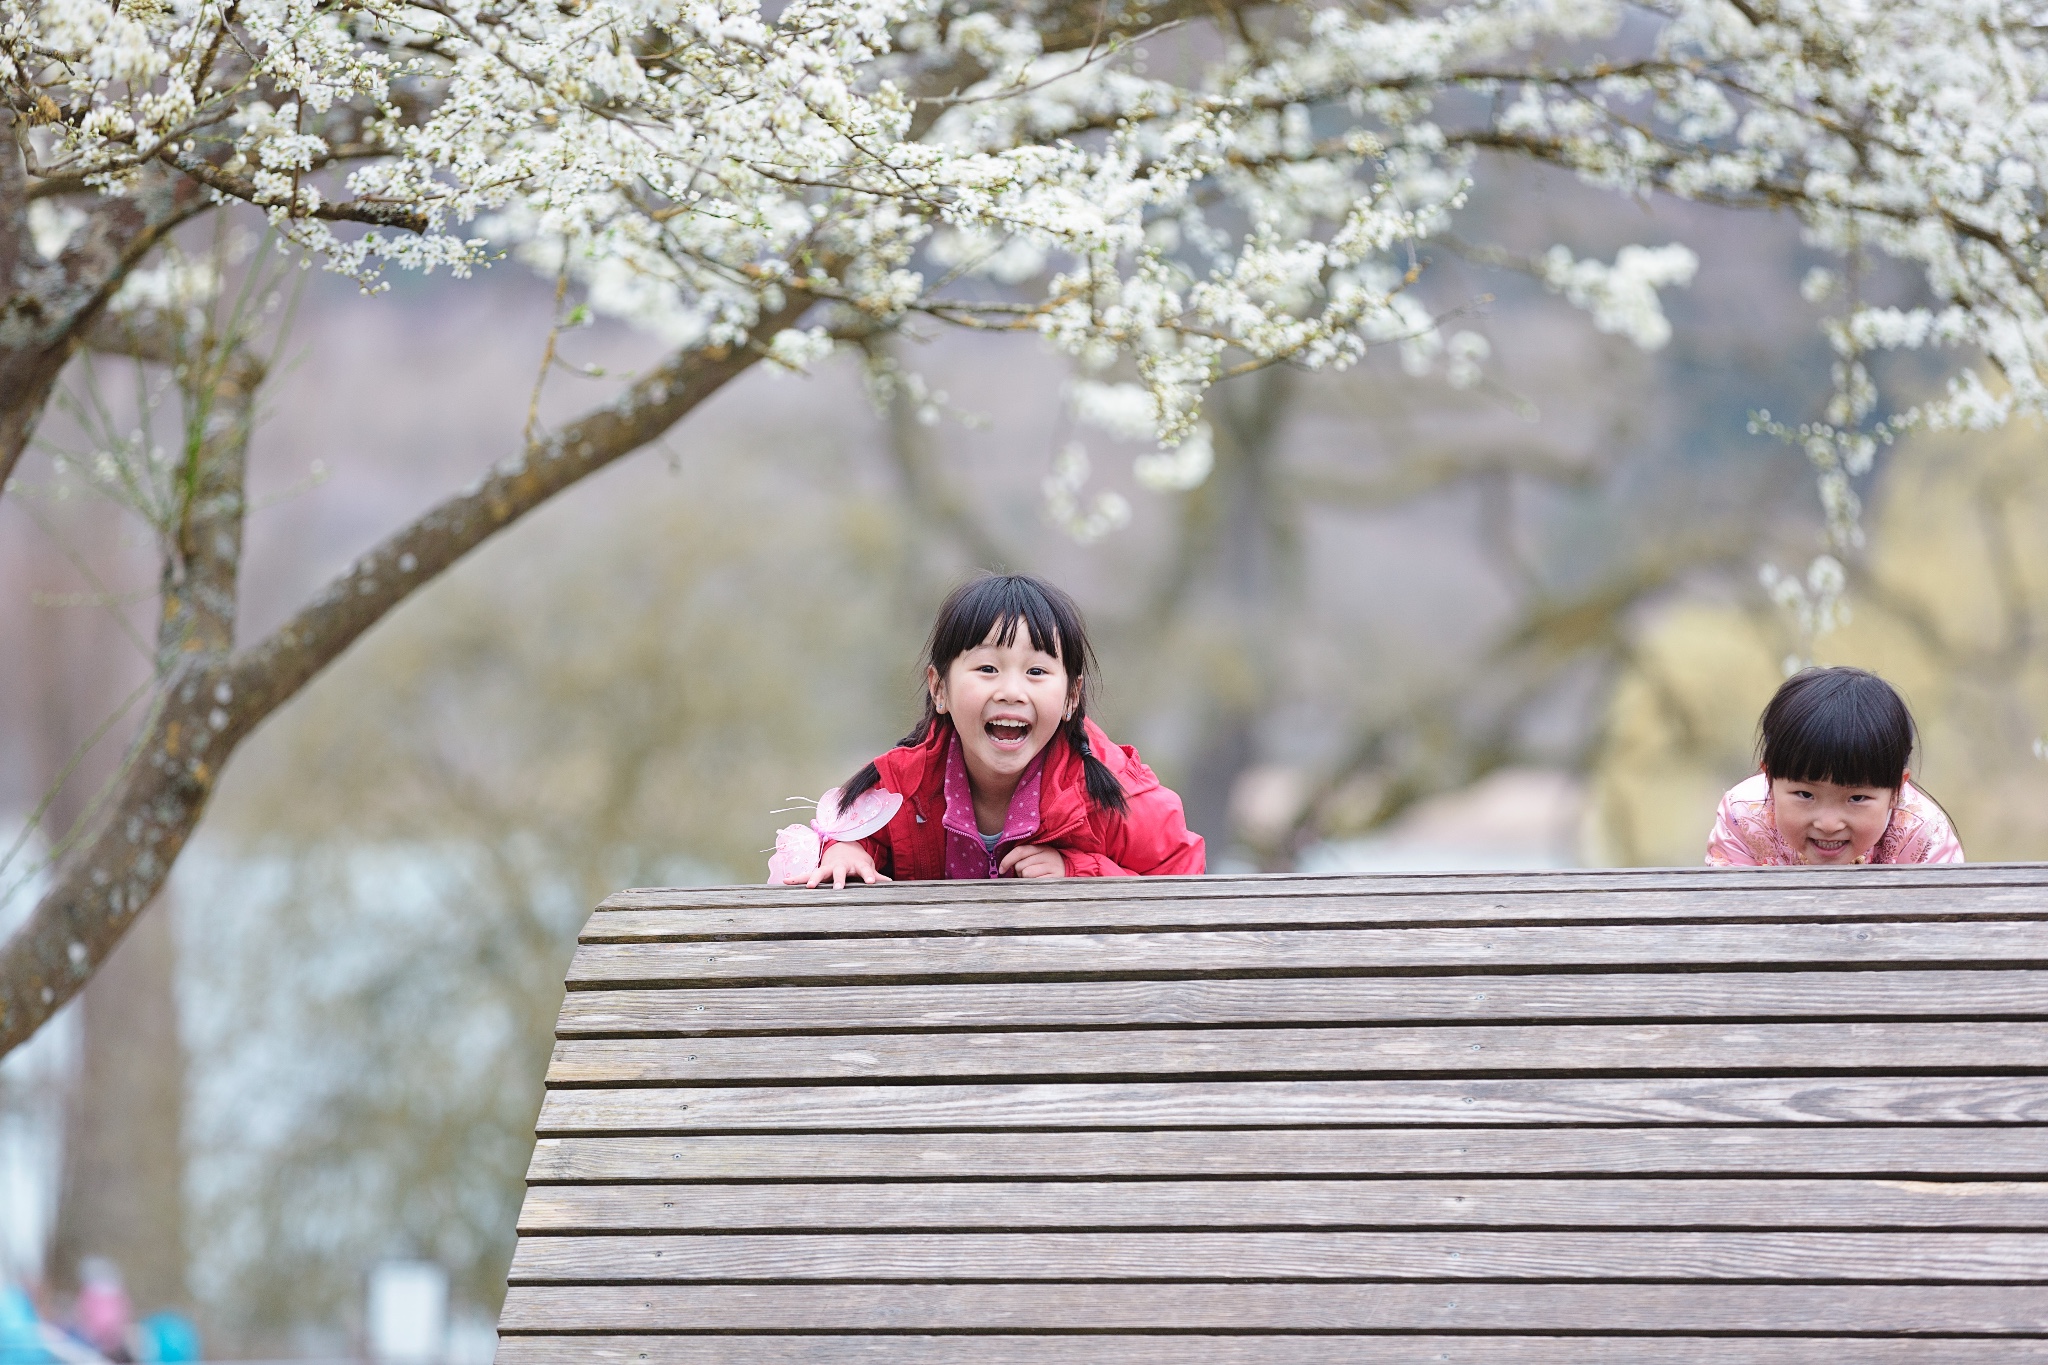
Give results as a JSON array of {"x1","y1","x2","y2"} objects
[
  {"x1": 555, "y1": 970, "x2": 2048, "y2": 1036},
  {"x1": 536, "y1": 1076, "x2": 2048, "y2": 1133},
  {"x1": 586, "y1": 885, "x2": 2048, "y2": 942},
  {"x1": 566, "y1": 921, "x2": 2048, "y2": 988},
  {"x1": 495, "y1": 1281, "x2": 2048, "y2": 1332},
  {"x1": 495, "y1": 1335, "x2": 2048, "y2": 1364},
  {"x1": 547, "y1": 1021, "x2": 2048, "y2": 1086},
  {"x1": 526, "y1": 1128, "x2": 2048, "y2": 1182},
  {"x1": 594, "y1": 863, "x2": 2048, "y2": 915},
  {"x1": 515, "y1": 1178, "x2": 2048, "y2": 1232},
  {"x1": 507, "y1": 1230, "x2": 2048, "y2": 1283}
]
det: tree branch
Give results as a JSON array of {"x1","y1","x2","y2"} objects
[
  {"x1": 0, "y1": 294, "x2": 810, "y2": 1056},
  {"x1": 0, "y1": 168, "x2": 211, "y2": 500}
]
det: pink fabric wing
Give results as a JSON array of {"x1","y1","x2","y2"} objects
[
  {"x1": 766, "y1": 822, "x2": 822, "y2": 885},
  {"x1": 814, "y1": 786, "x2": 903, "y2": 844}
]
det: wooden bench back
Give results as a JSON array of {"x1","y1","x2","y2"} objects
[{"x1": 501, "y1": 866, "x2": 2048, "y2": 1362}]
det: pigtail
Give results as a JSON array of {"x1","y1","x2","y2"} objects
[
  {"x1": 837, "y1": 703, "x2": 943, "y2": 814},
  {"x1": 1068, "y1": 712, "x2": 1129, "y2": 817}
]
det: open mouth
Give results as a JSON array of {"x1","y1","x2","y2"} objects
[
  {"x1": 1810, "y1": 838, "x2": 1850, "y2": 855},
  {"x1": 985, "y1": 718, "x2": 1032, "y2": 747}
]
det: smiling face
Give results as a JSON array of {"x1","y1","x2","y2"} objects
[
  {"x1": 1769, "y1": 774, "x2": 1900, "y2": 864},
  {"x1": 929, "y1": 622, "x2": 1079, "y2": 791}
]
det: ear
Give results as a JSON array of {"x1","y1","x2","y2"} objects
[
  {"x1": 927, "y1": 663, "x2": 946, "y2": 714},
  {"x1": 1065, "y1": 674, "x2": 1083, "y2": 720}
]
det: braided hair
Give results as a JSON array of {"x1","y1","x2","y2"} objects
[{"x1": 838, "y1": 573, "x2": 1128, "y2": 816}]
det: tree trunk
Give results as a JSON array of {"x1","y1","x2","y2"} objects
[{"x1": 45, "y1": 894, "x2": 188, "y2": 1313}]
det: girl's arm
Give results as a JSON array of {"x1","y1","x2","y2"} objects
[{"x1": 1070, "y1": 784, "x2": 1206, "y2": 877}]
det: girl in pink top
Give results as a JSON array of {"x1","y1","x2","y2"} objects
[{"x1": 1706, "y1": 666, "x2": 1963, "y2": 866}]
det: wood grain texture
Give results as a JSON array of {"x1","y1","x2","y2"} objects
[
  {"x1": 565, "y1": 921, "x2": 2048, "y2": 987},
  {"x1": 527, "y1": 1128, "x2": 2048, "y2": 1182},
  {"x1": 495, "y1": 1335, "x2": 2048, "y2": 1364},
  {"x1": 536, "y1": 1076, "x2": 2048, "y2": 1134},
  {"x1": 495, "y1": 1281, "x2": 2048, "y2": 1332},
  {"x1": 506, "y1": 1230, "x2": 2048, "y2": 1283},
  {"x1": 516, "y1": 868, "x2": 2048, "y2": 1348},
  {"x1": 586, "y1": 884, "x2": 2048, "y2": 941},
  {"x1": 548, "y1": 1021, "x2": 2048, "y2": 1086},
  {"x1": 593, "y1": 864, "x2": 2048, "y2": 914},
  {"x1": 554, "y1": 970, "x2": 2048, "y2": 1036},
  {"x1": 515, "y1": 1178, "x2": 2048, "y2": 1232}
]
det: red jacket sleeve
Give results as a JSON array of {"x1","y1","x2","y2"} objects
[{"x1": 1064, "y1": 782, "x2": 1205, "y2": 877}]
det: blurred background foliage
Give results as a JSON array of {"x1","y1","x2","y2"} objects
[
  {"x1": 1595, "y1": 422, "x2": 2048, "y2": 867},
  {"x1": 2, "y1": 175, "x2": 2046, "y2": 1356}
]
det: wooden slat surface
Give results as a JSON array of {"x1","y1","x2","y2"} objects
[
  {"x1": 498, "y1": 1282, "x2": 2048, "y2": 1332},
  {"x1": 507, "y1": 868, "x2": 2048, "y2": 1357},
  {"x1": 583, "y1": 884, "x2": 2048, "y2": 939},
  {"x1": 509, "y1": 1230, "x2": 2048, "y2": 1282},
  {"x1": 556, "y1": 968, "x2": 2048, "y2": 1035},
  {"x1": 538, "y1": 1075, "x2": 2048, "y2": 1132},
  {"x1": 566, "y1": 920, "x2": 2048, "y2": 986},
  {"x1": 517, "y1": 1178, "x2": 2048, "y2": 1231},
  {"x1": 498, "y1": 1336, "x2": 2048, "y2": 1364},
  {"x1": 593, "y1": 862, "x2": 2048, "y2": 912},
  {"x1": 549, "y1": 1020, "x2": 2048, "y2": 1085},
  {"x1": 528, "y1": 1128, "x2": 2048, "y2": 1180}
]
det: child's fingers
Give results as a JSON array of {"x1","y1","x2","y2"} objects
[
  {"x1": 859, "y1": 864, "x2": 890, "y2": 884},
  {"x1": 998, "y1": 844, "x2": 1032, "y2": 876},
  {"x1": 804, "y1": 865, "x2": 827, "y2": 888},
  {"x1": 833, "y1": 863, "x2": 849, "y2": 889}
]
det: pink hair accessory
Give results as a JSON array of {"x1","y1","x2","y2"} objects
[{"x1": 766, "y1": 786, "x2": 903, "y2": 883}]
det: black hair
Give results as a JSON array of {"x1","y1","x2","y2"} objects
[
  {"x1": 1757, "y1": 666, "x2": 1916, "y2": 791},
  {"x1": 839, "y1": 573, "x2": 1129, "y2": 816}
]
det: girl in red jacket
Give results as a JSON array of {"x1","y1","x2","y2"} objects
[{"x1": 770, "y1": 573, "x2": 1205, "y2": 886}]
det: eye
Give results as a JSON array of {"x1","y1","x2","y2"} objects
[
  {"x1": 1789, "y1": 789, "x2": 1813, "y2": 800},
  {"x1": 975, "y1": 664, "x2": 997, "y2": 674},
  {"x1": 1849, "y1": 794, "x2": 1872, "y2": 803}
]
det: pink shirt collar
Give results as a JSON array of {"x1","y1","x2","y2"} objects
[{"x1": 940, "y1": 727, "x2": 1046, "y2": 879}]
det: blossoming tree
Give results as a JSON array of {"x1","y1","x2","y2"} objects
[{"x1": 4, "y1": 0, "x2": 2046, "y2": 1054}]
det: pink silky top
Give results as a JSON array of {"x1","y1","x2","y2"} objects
[{"x1": 1705, "y1": 772, "x2": 1964, "y2": 866}]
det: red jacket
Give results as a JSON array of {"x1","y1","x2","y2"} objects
[{"x1": 843, "y1": 718, "x2": 1205, "y2": 879}]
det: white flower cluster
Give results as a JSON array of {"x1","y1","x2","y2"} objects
[{"x1": 11, "y1": 0, "x2": 2048, "y2": 511}]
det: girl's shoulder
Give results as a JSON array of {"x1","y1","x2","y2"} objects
[
  {"x1": 1874, "y1": 781, "x2": 1966, "y2": 864},
  {"x1": 1706, "y1": 772, "x2": 1795, "y2": 866}
]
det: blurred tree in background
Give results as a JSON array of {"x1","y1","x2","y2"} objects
[{"x1": 172, "y1": 427, "x2": 914, "y2": 1350}]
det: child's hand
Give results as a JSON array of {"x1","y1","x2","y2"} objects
[
  {"x1": 999, "y1": 844, "x2": 1067, "y2": 879},
  {"x1": 799, "y1": 842, "x2": 891, "y2": 889}
]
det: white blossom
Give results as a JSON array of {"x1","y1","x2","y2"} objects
[
  {"x1": 15, "y1": 0, "x2": 2048, "y2": 530},
  {"x1": 1541, "y1": 244, "x2": 1699, "y2": 351},
  {"x1": 1042, "y1": 442, "x2": 1131, "y2": 542},
  {"x1": 1133, "y1": 421, "x2": 1215, "y2": 492}
]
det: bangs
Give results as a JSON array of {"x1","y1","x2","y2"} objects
[
  {"x1": 1759, "y1": 667, "x2": 1914, "y2": 790},
  {"x1": 928, "y1": 575, "x2": 1090, "y2": 677}
]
